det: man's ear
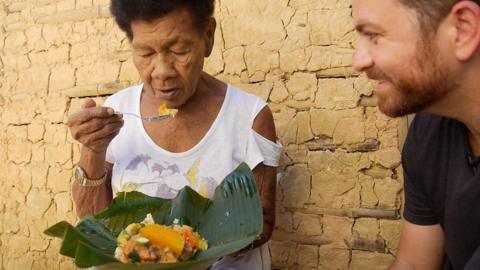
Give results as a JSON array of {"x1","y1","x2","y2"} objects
[
  {"x1": 204, "y1": 17, "x2": 216, "y2": 57},
  {"x1": 450, "y1": 1, "x2": 480, "y2": 61}
]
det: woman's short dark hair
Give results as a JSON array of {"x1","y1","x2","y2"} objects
[{"x1": 110, "y1": 0, "x2": 215, "y2": 40}]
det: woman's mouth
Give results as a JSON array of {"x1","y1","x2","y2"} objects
[{"x1": 154, "y1": 88, "x2": 180, "y2": 99}]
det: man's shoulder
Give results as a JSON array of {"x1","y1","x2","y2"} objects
[
  {"x1": 408, "y1": 112, "x2": 460, "y2": 141},
  {"x1": 403, "y1": 112, "x2": 462, "y2": 161},
  {"x1": 411, "y1": 112, "x2": 452, "y2": 129}
]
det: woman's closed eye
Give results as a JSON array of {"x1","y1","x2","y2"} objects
[
  {"x1": 170, "y1": 49, "x2": 190, "y2": 56},
  {"x1": 140, "y1": 51, "x2": 155, "y2": 58},
  {"x1": 170, "y1": 49, "x2": 192, "y2": 64}
]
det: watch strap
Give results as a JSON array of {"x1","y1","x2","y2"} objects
[{"x1": 75, "y1": 165, "x2": 107, "y2": 187}]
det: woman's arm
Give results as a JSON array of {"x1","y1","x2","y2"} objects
[
  {"x1": 72, "y1": 150, "x2": 114, "y2": 217},
  {"x1": 250, "y1": 105, "x2": 278, "y2": 248},
  {"x1": 68, "y1": 98, "x2": 123, "y2": 217},
  {"x1": 251, "y1": 163, "x2": 277, "y2": 247}
]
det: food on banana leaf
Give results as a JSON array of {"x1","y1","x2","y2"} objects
[
  {"x1": 114, "y1": 214, "x2": 208, "y2": 264},
  {"x1": 43, "y1": 163, "x2": 262, "y2": 269},
  {"x1": 158, "y1": 104, "x2": 178, "y2": 117}
]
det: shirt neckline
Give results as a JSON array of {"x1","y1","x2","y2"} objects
[{"x1": 134, "y1": 84, "x2": 231, "y2": 158}]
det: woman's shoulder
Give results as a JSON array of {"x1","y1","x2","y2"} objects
[
  {"x1": 227, "y1": 84, "x2": 267, "y2": 109},
  {"x1": 103, "y1": 84, "x2": 142, "y2": 108},
  {"x1": 224, "y1": 85, "x2": 267, "y2": 124},
  {"x1": 203, "y1": 74, "x2": 265, "y2": 107}
]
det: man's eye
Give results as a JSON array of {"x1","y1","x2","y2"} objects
[{"x1": 365, "y1": 32, "x2": 378, "y2": 40}]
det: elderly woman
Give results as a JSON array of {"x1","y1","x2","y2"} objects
[{"x1": 67, "y1": 0, "x2": 282, "y2": 269}]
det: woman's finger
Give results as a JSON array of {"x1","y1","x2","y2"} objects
[
  {"x1": 87, "y1": 130, "x2": 122, "y2": 152},
  {"x1": 68, "y1": 106, "x2": 116, "y2": 127},
  {"x1": 82, "y1": 98, "x2": 96, "y2": 109},
  {"x1": 76, "y1": 121, "x2": 124, "y2": 147},
  {"x1": 75, "y1": 115, "x2": 123, "y2": 137}
]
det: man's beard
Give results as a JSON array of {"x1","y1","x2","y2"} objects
[{"x1": 366, "y1": 41, "x2": 453, "y2": 118}]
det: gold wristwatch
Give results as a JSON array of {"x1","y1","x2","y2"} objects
[{"x1": 74, "y1": 165, "x2": 107, "y2": 187}]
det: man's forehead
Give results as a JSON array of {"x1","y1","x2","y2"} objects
[
  {"x1": 352, "y1": 1, "x2": 388, "y2": 25},
  {"x1": 352, "y1": 0, "x2": 416, "y2": 26}
]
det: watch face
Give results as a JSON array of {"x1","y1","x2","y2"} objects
[
  {"x1": 74, "y1": 166, "x2": 106, "y2": 187},
  {"x1": 75, "y1": 166, "x2": 84, "y2": 182}
]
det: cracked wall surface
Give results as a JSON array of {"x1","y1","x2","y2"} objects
[{"x1": 0, "y1": 0, "x2": 407, "y2": 269}]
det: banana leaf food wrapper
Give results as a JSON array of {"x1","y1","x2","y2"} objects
[{"x1": 44, "y1": 163, "x2": 263, "y2": 269}]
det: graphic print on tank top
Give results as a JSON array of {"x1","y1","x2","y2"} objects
[{"x1": 113, "y1": 154, "x2": 217, "y2": 199}]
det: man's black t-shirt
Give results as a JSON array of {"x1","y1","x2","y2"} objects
[{"x1": 403, "y1": 112, "x2": 480, "y2": 270}]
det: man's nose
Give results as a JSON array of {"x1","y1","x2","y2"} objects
[
  {"x1": 352, "y1": 44, "x2": 374, "y2": 72},
  {"x1": 151, "y1": 55, "x2": 177, "y2": 82}
]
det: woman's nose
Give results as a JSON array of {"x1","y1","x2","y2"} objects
[{"x1": 151, "y1": 55, "x2": 177, "y2": 82}]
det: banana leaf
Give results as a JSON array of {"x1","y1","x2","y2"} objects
[{"x1": 44, "y1": 163, "x2": 263, "y2": 269}]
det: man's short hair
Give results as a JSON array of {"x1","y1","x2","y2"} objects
[
  {"x1": 110, "y1": 0, "x2": 215, "y2": 40},
  {"x1": 399, "y1": 0, "x2": 459, "y2": 34},
  {"x1": 399, "y1": 0, "x2": 480, "y2": 34}
]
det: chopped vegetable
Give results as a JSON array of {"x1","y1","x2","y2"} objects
[
  {"x1": 158, "y1": 104, "x2": 178, "y2": 117},
  {"x1": 135, "y1": 237, "x2": 149, "y2": 246},
  {"x1": 114, "y1": 214, "x2": 208, "y2": 264},
  {"x1": 139, "y1": 225, "x2": 185, "y2": 256}
]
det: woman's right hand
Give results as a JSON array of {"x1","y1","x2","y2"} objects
[{"x1": 68, "y1": 98, "x2": 124, "y2": 153}]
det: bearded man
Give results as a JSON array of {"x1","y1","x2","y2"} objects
[{"x1": 352, "y1": 0, "x2": 480, "y2": 269}]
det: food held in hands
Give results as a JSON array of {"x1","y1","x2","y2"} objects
[{"x1": 115, "y1": 214, "x2": 208, "y2": 263}]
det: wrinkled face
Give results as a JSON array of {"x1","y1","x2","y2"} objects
[
  {"x1": 352, "y1": 0, "x2": 454, "y2": 117},
  {"x1": 131, "y1": 8, "x2": 213, "y2": 108}
]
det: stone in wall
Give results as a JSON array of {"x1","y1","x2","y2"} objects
[
  {"x1": 322, "y1": 215, "x2": 353, "y2": 248},
  {"x1": 318, "y1": 245, "x2": 350, "y2": 270},
  {"x1": 286, "y1": 73, "x2": 317, "y2": 102},
  {"x1": 280, "y1": 164, "x2": 311, "y2": 208},
  {"x1": 380, "y1": 219, "x2": 402, "y2": 255},
  {"x1": 269, "y1": 240, "x2": 297, "y2": 268},
  {"x1": 223, "y1": 46, "x2": 246, "y2": 76},
  {"x1": 311, "y1": 170, "x2": 360, "y2": 209},
  {"x1": 270, "y1": 81, "x2": 290, "y2": 104},
  {"x1": 350, "y1": 250, "x2": 395, "y2": 270},
  {"x1": 316, "y1": 78, "x2": 360, "y2": 110},
  {"x1": 296, "y1": 244, "x2": 319, "y2": 268},
  {"x1": 374, "y1": 178, "x2": 402, "y2": 209},
  {"x1": 309, "y1": 8, "x2": 354, "y2": 46},
  {"x1": 352, "y1": 218, "x2": 385, "y2": 252},
  {"x1": 273, "y1": 106, "x2": 297, "y2": 145},
  {"x1": 293, "y1": 212, "x2": 322, "y2": 236},
  {"x1": 275, "y1": 205, "x2": 293, "y2": 233},
  {"x1": 359, "y1": 175, "x2": 379, "y2": 208},
  {"x1": 119, "y1": 59, "x2": 141, "y2": 84},
  {"x1": 50, "y1": 64, "x2": 76, "y2": 91},
  {"x1": 222, "y1": 14, "x2": 286, "y2": 50},
  {"x1": 25, "y1": 188, "x2": 52, "y2": 220}
]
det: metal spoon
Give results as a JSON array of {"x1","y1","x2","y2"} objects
[{"x1": 115, "y1": 112, "x2": 173, "y2": 122}]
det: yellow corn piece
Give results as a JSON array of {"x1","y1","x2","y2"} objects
[
  {"x1": 158, "y1": 104, "x2": 168, "y2": 116},
  {"x1": 139, "y1": 224, "x2": 184, "y2": 256},
  {"x1": 158, "y1": 104, "x2": 178, "y2": 117}
]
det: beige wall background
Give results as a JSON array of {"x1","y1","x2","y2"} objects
[{"x1": 0, "y1": 0, "x2": 409, "y2": 269}]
